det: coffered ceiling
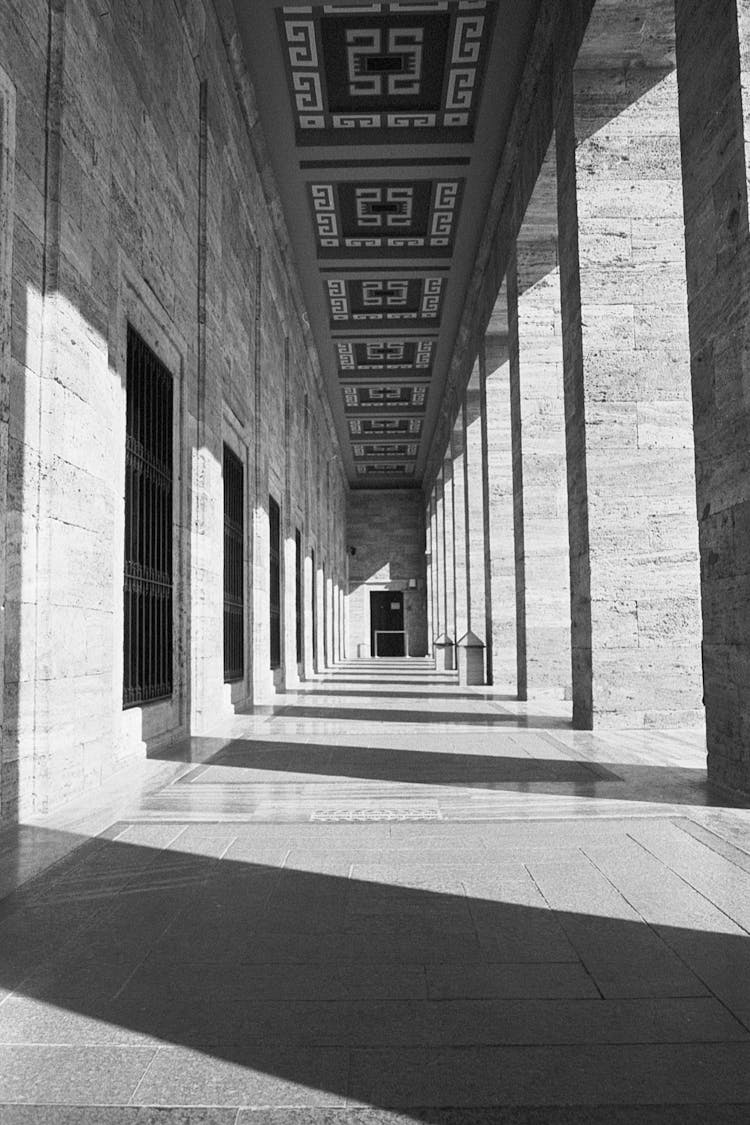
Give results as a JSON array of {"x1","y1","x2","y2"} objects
[{"x1": 236, "y1": 0, "x2": 542, "y2": 488}]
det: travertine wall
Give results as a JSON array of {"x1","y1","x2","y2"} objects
[
  {"x1": 0, "y1": 0, "x2": 346, "y2": 821},
  {"x1": 347, "y1": 491, "x2": 428, "y2": 658}
]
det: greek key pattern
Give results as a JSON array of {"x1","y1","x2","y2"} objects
[
  {"x1": 326, "y1": 276, "x2": 444, "y2": 323},
  {"x1": 335, "y1": 339, "x2": 435, "y2": 372},
  {"x1": 341, "y1": 383, "x2": 429, "y2": 412},
  {"x1": 348, "y1": 418, "x2": 423, "y2": 436},
  {"x1": 421, "y1": 277, "x2": 443, "y2": 316},
  {"x1": 311, "y1": 184, "x2": 338, "y2": 246},
  {"x1": 310, "y1": 182, "x2": 461, "y2": 251},
  {"x1": 327, "y1": 279, "x2": 348, "y2": 320},
  {"x1": 357, "y1": 463, "x2": 416, "y2": 476},
  {"x1": 352, "y1": 444, "x2": 419, "y2": 459},
  {"x1": 281, "y1": 2, "x2": 490, "y2": 136},
  {"x1": 444, "y1": 12, "x2": 485, "y2": 126}
]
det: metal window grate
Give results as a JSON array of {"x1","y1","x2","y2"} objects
[
  {"x1": 223, "y1": 444, "x2": 244, "y2": 682},
  {"x1": 269, "y1": 496, "x2": 281, "y2": 670},
  {"x1": 123, "y1": 324, "x2": 173, "y2": 708},
  {"x1": 295, "y1": 529, "x2": 302, "y2": 664}
]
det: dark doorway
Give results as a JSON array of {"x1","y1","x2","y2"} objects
[{"x1": 370, "y1": 591, "x2": 405, "y2": 657}]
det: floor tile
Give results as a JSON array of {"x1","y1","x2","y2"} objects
[
  {"x1": 131, "y1": 1046, "x2": 348, "y2": 1107},
  {"x1": 2, "y1": 661, "x2": 749, "y2": 1118}
]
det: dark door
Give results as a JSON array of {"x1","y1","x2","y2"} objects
[{"x1": 370, "y1": 591, "x2": 405, "y2": 656}]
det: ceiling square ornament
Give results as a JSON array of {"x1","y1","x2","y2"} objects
[
  {"x1": 336, "y1": 337, "x2": 435, "y2": 372},
  {"x1": 326, "y1": 275, "x2": 445, "y2": 326},
  {"x1": 310, "y1": 180, "x2": 462, "y2": 257},
  {"x1": 280, "y1": 1, "x2": 494, "y2": 144},
  {"x1": 342, "y1": 382, "x2": 429, "y2": 412}
]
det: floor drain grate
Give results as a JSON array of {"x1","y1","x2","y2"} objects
[{"x1": 310, "y1": 806, "x2": 441, "y2": 822}]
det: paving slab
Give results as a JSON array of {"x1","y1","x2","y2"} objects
[{"x1": 1, "y1": 663, "x2": 749, "y2": 1118}]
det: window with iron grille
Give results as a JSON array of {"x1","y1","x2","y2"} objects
[
  {"x1": 269, "y1": 495, "x2": 281, "y2": 670},
  {"x1": 123, "y1": 324, "x2": 173, "y2": 708},
  {"x1": 295, "y1": 529, "x2": 302, "y2": 664},
  {"x1": 223, "y1": 444, "x2": 244, "y2": 682}
]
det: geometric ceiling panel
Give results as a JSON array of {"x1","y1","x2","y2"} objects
[
  {"x1": 336, "y1": 338, "x2": 435, "y2": 374},
  {"x1": 343, "y1": 383, "x2": 428, "y2": 412},
  {"x1": 327, "y1": 276, "x2": 445, "y2": 327},
  {"x1": 349, "y1": 417, "x2": 423, "y2": 436},
  {"x1": 352, "y1": 442, "x2": 420, "y2": 460},
  {"x1": 241, "y1": 0, "x2": 544, "y2": 488},
  {"x1": 310, "y1": 180, "x2": 463, "y2": 255},
  {"x1": 356, "y1": 463, "x2": 417, "y2": 477},
  {"x1": 280, "y1": 1, "x2": 495, "y2": 146}
]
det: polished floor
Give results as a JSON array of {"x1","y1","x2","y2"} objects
[{"x1": 1, "y1": 659, "x2": 750, "y2": 1123}]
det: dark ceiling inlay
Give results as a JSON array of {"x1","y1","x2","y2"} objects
[
  {"x1": 280, "y1": 2, "x2": 493, "y2": 145},
  {"x1": 310, "y1": 180, "x2": 463, "y2": 255},
  {"x1": 356, "y1": 463, "x2": 416, "y2": 477},
  {"x1": 343, "y1": 383, "x2": 428, "y2": 411},
  {"x1": 349, "y1": 416, "x2": 423, "y2": 436},
  {"x1": 300, "y1": 157, "x2": 472, "y2": 168},
  {"x1": 352, "y1": 442, "x2": 419, "y2": 460},
  {"x1": 336, "y1": 337, "x2": 435, "y2": 373},
  {"x1": 327, "y1": 275, "x2": 444, "y2": 326}
]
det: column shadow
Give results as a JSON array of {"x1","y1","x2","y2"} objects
[
  {"x1": 152, "y1": 737, "x2": 729, "y2": 808},
  {"x1": 0, "y1": 827, "x2": 750, "y2": 1115}
]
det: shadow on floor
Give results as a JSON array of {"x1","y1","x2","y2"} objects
[
  {"x1": 147, "y1": 738, "x2": 731, "y2": 808},
  {"x1": 298, "y1": 689, "x2": 519, "y2": 702},
  {"x1": 1, "y1": 826, "x2": 750, "y2": 1116},
  {"x1": 269, "y1": 704, "x2": 569, "y2": 728}
]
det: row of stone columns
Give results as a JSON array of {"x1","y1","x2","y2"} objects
[{"x1": 426, "y1": 5, "x2": 706, "y2": 737}]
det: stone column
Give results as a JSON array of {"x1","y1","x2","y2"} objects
[
  {"x1": 282, "y1": 528, "x2": 298, "y2": 689},
  {"x1": 464, "y1": 365, "x2": 490, "y2": 681},
  {"x1": 325, "y1": 570, "x2": 334, "y2": 668},
  {"x1": 677, "y1": 0, "x2": 750, "y2": 790},
  {"x1": 443, "y1": 456, "x2": 458, "y2": 647},
  {"x1": 451, "y1": 409, "x2": 470, "y2": 644},
  {"x1": 425, "y1": 499, "x2": 434, "y2": 657},
  {"x1": 315, "y1": 553, "x2": 325, "y2": 674},
  {"x1": 453, "y1": 404, "x2": 483, "y2": 683},
  {"x1": 434, "y1": 469, "x2": 454, "y2": 670},
  {"x1": 510, "y1": 154, "x2": 572, "y2": 701},
  {"x1": 429, "y1": 490, "x2": 441, "y2": 645},
  {"x1": 483, "y1": 286, "x2": 518, "y2": 690},
  {"x1": 434, "y1": 474, "x2": 446, "y2": 642},
  {"x1": 556, "y1": 30, "x2": 702, "y2": 727}
]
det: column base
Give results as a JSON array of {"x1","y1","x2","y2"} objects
[
  {"x1": 456, "y1": 630, "x2": 485, "y2": 685},
  {"x1": 434, "y1": 633, "x2": 455, "y2": 672}
]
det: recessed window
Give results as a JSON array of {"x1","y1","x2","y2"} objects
[
  {"x1": 123, "y1": 325, "x2": 173, "y2": 708},
  {"x1": 223, "y1": 445, "x2": 244, "y2": 683}
]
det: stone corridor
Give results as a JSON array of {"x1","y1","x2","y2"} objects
[{"x1": 1, "y1": 662, "x2": 749, "y2": 1121}]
